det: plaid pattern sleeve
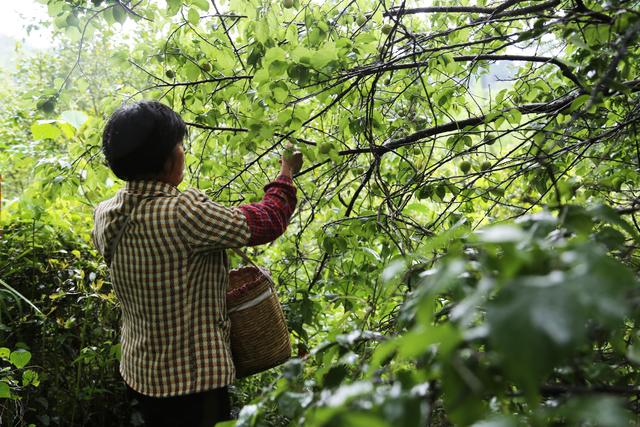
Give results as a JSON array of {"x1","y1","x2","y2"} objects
[
  {"x1": 238, "y1": 175, "x2": 297, "y2": 246},
  {"x1": 178, "y1": 189, "x2": 251, "y2": 251}
]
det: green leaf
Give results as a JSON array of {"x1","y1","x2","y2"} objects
[
  {"x1": 396, "y1": 324, "x2": 460, "y2": 360},
  {"x1": 330, "y1": 412, "x2": 389, "y2": 427},
  {"x1": 0, "y1": 279, "x2": 43, "y2": 316},
  {"x1": 570, "y1": 94, "x2": 591, "y2": 112},
  {"x1": 472, "y1": 416, "x2": 519, "y2": 427},
  {"x1": 278, "y1": 391, "x2": 312, "y2": 418},
  {"x1": 594, "y1": 226, "x2": 626, "y2": 250},
  {"x1": 10, "y1": 349, "x2": 31, "y2": 369},
  {"x1": 0, "y1": 348, "x2": 10, "y2": 359},
  {"x1": 487, "y1": 273, "x2": 571, "y2": 398},
  {"x1": 60, "y1": 111, "x2": 88, "y2": 129},
  {"x1": 562, "y1": 205, "x2": 594, "y2": 235},
  {"x1": 310, "y1": 44, "x2": 337, "y2": 69},
  {"x1": 322, "y1": 365, "x2": 350, "y2": 388},
  {"x1": 187, "y1": 7, "x2": 200, "y2": 25},
  {"x1": 506, "y1": 108, "x2": 521, "y2": 125},
  {"x1": 588, "y1": 203, "x2": 640, "y2": 243},
  {"x1": 112, "y1": 4, "x2": 127, "y2": 24},
  {"x1": 269, "y1": 81, "x2": 289, "y2": 103},
  {"x1": 191, "y1": 0, "x2": 210, "y2": 11},
  {"x1": 555, "y1": 396, "x2": 631, "y2": 427},
  {"x1": 22, "y1": 370, "x2": 40, "y2": 387},
  {"x1": 184, "y1": 62, "x2": 201, "y2": 81},
  {"x1": 263, "y1": 47, "x2": 287, "y2": 65},
  {"x1": 0, "y1": 382, "x2": 10, "y2": 399},
  {"x1": 166, "y1": 0, "x2": 182, "y2": 16},
  {"x1": 442, "y1": 357, "x2": 487, "y2": 425},
  {"x1": 269, "y1": 60, "x2": 288, "y2": 77},
  {"x1": 487, "y1": 243, "x2": 634, "y2": 399},
  {"x1": 31, "y1": 121, "x2": 61, "y2": 140},
  {"x1": 475, "y1": 224, "x2": 527, "y2": 243},
  {"x1": 236, "y1": 404, "x2": 259, "y2": 427}
]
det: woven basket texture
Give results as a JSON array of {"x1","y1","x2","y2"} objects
[
  {"x1": 228, "y1": 266, "x2": 271, "y2": 307},
  {"x1": 227, "y1": 266, "x2": 291, "y2": 378}
]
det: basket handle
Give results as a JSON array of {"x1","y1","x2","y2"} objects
[
  {"x1": 231, "y1": 248, "x2": 259, "y2": 268},
  {"x1": 231, "y1": 248, "x2": 276, "y2": 287}
]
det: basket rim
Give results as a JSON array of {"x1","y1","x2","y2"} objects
[{"x1": 228, "y1": 266, "x2": 273, "y2": 301}]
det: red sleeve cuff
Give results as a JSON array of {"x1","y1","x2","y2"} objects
[
  {"x1": 238, "y1": 176, "x2": 297, "y2": 246},
  {"x1": 274, "y1": 174, "x2": 293, "y2": 184}
]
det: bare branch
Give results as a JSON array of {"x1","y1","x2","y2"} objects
[
  {"x1": 152, "y1": 75, "x2": 253, "y2": 88},
  {"x1": 385, "y1": 0, "x2": 561, "y2": 18},
  {"x1": 493, "y1": 0, "x2": 560, "y2": 18},
  {"x1": 184, "y1": 122, "x2": 248, "y2": 133},
  {"x1": 338, "y1": 78, "x2": 640, "y2": 156},
  {"x1": 453, "y1": 54, "x2": 583, "y2": 88},
  {"x1": 209, "y1": 0, "x2": 246, "y2": 70},
  {"x1": 384, "y1": 6, "x2": 495, "y2": 16},
  {"x1": 341, "y1": 54, "x2": 582, "y2": 89}
]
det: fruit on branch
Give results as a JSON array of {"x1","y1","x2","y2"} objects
[
  {"x1": 435, "y1": 184, "x2": 447, "y2": 199},
  {"x1": 356, "y1": 15, "x2": 367, "y2": 26},
  {"x1": 490, "y1": 187, "x2": 505, "y2": 198},
  {"x1": 484, "y1": 133, "x2": 496, "y2": 145},
  {"x1": 165, "y1": 69, "x2": 175, "y2": 79},
  {"x1": 480, "y1": 161, "x2": 491, "y2": 171},
  {"x1": 381, "y1": 24, "x2": 393, "y2": 34},
  {"x1": 37, "y1": 98, "x2": 56, "y2": 114},
  {"x1": 66, "y1": 14, "x2": 80, "y2": 27},
  {"x1": 283, "y1": 0, "x2": 295, "y2": 9},
  {"x1": 460, "y1": 161, "x2": 471, "y2": 174},
  {"x1": 283, "y1": 144, "x2": 296, "y2": 162},
  {"x1": 371, "y1": 182, "x2": 383, "y2": 196},
  {"x1": 417, "y1": 185, "x2": 433, "y2": 200},
  {"x1": 318, "y1": 142, "x2": 333, "y2": 154},
  {"x1": 200, "y1": 62, "x2": 211, "y2": 72}
]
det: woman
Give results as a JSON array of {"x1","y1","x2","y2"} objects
[{"x1": 92, "y1": 101, "x2": 302, "y2": 426}]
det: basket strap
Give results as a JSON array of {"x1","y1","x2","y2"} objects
[
  {"x1": 231, "y1": 248, "x2": 259, "y2": 268},
  {"x1": 230, "y1": 248, "x2": 275, "y2": 287},
  {"x1": 228, "y1": 287, "x2": 273, "y2": 313}
]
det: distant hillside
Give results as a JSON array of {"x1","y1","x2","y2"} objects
[
  {"x1": 0, "y1": 34, "x2": 20, "y2": 71},
  {"x1": 0, "y1": 33, "x2": 45, "y2": 75}
]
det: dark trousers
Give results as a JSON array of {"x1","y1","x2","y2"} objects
[{"x1": 126, "y1": 384, "x2": 232, "y2": 427}]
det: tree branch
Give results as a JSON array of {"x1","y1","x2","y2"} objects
[
  {"x1": 385, "y1": 6, "x2": 495, "y2": 16},
  {"x1": 453, "y1": 54, "x2": 583, "y2": 89},
  {"x1": 338, "y1": 78, "x2": 640, "y2": 156},
  {"x1": 184, "y1": 122, "x2": 248, "y2": 132},
  {"x1": 209, "y1": 0, "x2": 246, "y2": 70},
  {"x1": 343, "y1": 55, "x2": 582, "y2": 89},
  {"x1": 338, "y1": 94, "x2": 576, "y2": 156},
  {"x1": 152, "y1": 75, "x2": 253, "y2": 88},
  {"x1": 385, "y1": 0, "x2": 560, "y2": 18},
  {"x1": 540, "y1": 384, "x2": 640, "y2": 396},
  {"x1": 493, "y1": 0, "x2": 560, "y2": 18}
]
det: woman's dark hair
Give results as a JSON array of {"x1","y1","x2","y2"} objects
[{"x1": 102, "y1": 101, "x2": 186, "y2": 181}]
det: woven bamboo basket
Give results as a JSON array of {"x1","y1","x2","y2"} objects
[{"x1": 227, "y1": 264, "x2": 291, "y2": 378}]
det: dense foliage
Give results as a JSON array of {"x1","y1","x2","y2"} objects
[{"x1": 2, "y1": 0, "x2": 640, "y2": 425}]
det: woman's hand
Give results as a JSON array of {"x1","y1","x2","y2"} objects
[{"x1": 280, "y1": 146, "x2": 303, "y2": 177}]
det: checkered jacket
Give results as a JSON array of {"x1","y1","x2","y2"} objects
[{"x1": 92, "y1": 176, "x2": 296, "y2": 397}]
